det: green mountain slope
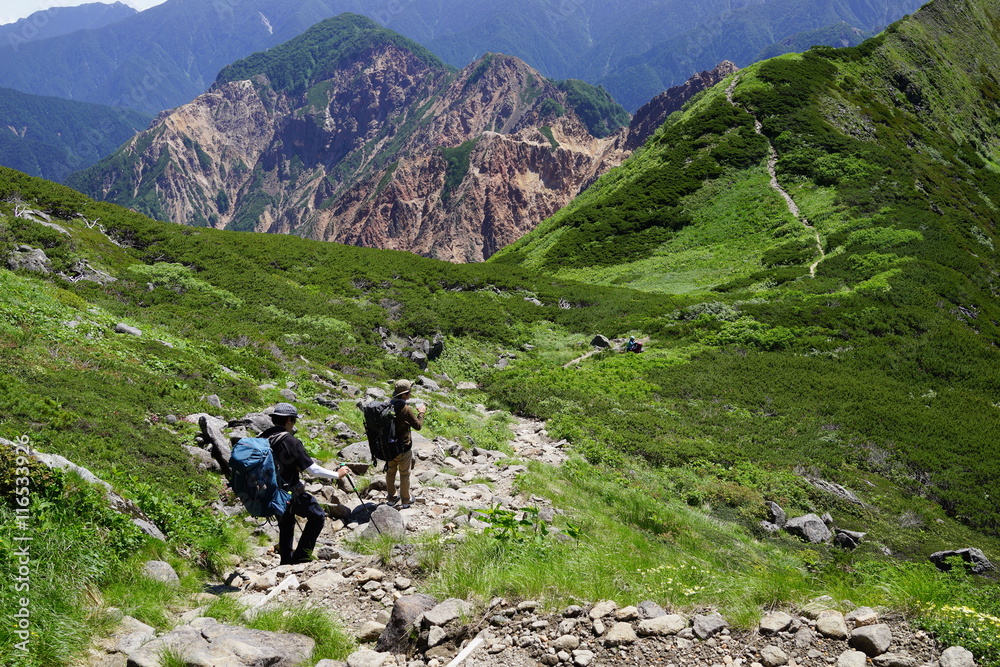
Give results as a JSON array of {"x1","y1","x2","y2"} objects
[
  {"x1": 0, "y1": 87, "x2": 150, "y2": 182},
  {"x1": 492, "y1": 0, "x2": 1000, "y2": 537},
  {"x1": 756, "y1": 21, "x2": 872, "y2": 60},
  {"x1": 2, "y1": 149, "x2": 999, "y2": 664}
]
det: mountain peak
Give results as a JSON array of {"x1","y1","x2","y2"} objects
[{"x1": 215, "y1": 13, "x2": 449, "y2": 95}]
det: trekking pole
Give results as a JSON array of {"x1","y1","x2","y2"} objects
[{"x1": 345, "y1": 474, "x2": 382, "y2": 536}]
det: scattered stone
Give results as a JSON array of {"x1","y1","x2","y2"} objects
[
  {"x1": 345, "y1": 647, "x2": 392, "y2": 667},
  {"x1": 637, "y1": 614, "x2": 687, "y2": 636},
  {"x1": 603, "y1": 622, "x2": 637, "y2": 646},
  {"x1": 114, "y1": 323, "x2": 142, "y2": 337},
  {"x1": 939, "y1": 646, "x2": 976, "y2": 667},
  {"x1": 363, "y1": 505, "x2": 406, "y2": 539},
  {"x1": 206, "y1": 394, "x2": 222, "y2": 409},
  {"x1": 766, "y1": 501, "x2": 787, "y2": 527},
  {"x1": 591, "y1": 334, "x2": 611, "y2": 348},
  {"x1": 849, "y1": 624, "x2": 893, "y2": 657},
  {"x1": 553, "y1": 634, "x2": 580, "y2": 651},
  {"x1": 834, "y1": 529, "x2": 866, "y2": 550},
  {"x1": 845, "y1": 606, "x2": 878, "y2": 628},
  {"x1": 760, "y1": 611, "x2": 793, "y2": 635},
  {"x1": 7, "y1": 245, "x2": 51, "y2": 273},
  {"x1": 358, "y1": 621, "x2": 386, "y2": 642},
  {"x1": 376, "y1": 594, "x2": 437, "y2": 653},
  {"x1": 589, "y1": 600, "x2": 617, "y2": 619},
  {"x1": 125, "y1": 617, "x2": 313, "y2": 667},
  {"x1": 141, "y1": 560, "x2": 179, "y2": 585},
  {"x1": 615, "y1": 605, "x2": 639, "y2": 621},
  {"x1": 301, "y1": 570, "x2": 345, "y2": 592},
  {"x1": 760, "y1": 645, "x2": 788, "y2": 667},
  {"x1": 422, "y1": 598, "x2": 473, "y2": 628},
  {"x1": 816, "y1": 610, "x2": 849, "y2": 639},
  {"x1": 692, "y1": 613, "x2": 728, "y2": 640},
  {"x1": 637, "y1": 600, "x2": 666, "y2": 619},
  {"x1": 279, "y1": 388, "x2": 297, "y2": 402},
  {"x1": 874, "y1": 652, "x2": 917, "y2": 667},
  {"x1": 784, "y1": 514, "x2": 832, "y2": 543},
  {"x1": 838, "y1": 649, "x2": 869, "y2": 667}
]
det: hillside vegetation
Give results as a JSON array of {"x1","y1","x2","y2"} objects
[{"x1": 492, "y1": 0, "x2": 1000, "y2": 541}]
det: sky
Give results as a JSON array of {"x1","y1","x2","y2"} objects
[{"x1": 0, "y1": 1, "x2": 166, "y2": 26}]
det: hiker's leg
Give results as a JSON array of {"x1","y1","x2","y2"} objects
[
  {"x1": 291, "y1": 494, "x2": 325, "y2": 562},
  {"x1": 398, "y1": 449, "x2": 413, "y2": 504},
  {"x1": 277, "y1": 507, "x2": 296, "y2": 564},
  {"x1": 385, "y1": 456, "x2": 399, "y2": 499}
]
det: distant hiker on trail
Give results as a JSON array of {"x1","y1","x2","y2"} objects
[
  {"x1": 259, "y1": 402, "x2": 349, "y2": 565},
  {"x1": 386, "y1": 379, "x2": 426, "y2": 510},
  {"x1": 625, "y1": 336, "x2": 637, "y2": 352}
]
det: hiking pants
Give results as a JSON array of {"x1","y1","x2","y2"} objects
[
  {"x1": 278, "y1": 492, "x2": 325, "y2": 563},
  {"x1": 385, "y1": 448, "x2": 413, "y2": 503}
]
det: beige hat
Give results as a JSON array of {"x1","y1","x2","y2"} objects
[{"x1": 392, "y1": 379, "x2": 414, "y2": 398}]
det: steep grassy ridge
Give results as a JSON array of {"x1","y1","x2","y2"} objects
[{"x1": 491, "y1": 0, "x2": 1000, "y2": 538}]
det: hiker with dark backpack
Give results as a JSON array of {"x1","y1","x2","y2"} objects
[
  {"x1": 384, "y1": 380, "x2": 425, "y2": 509},
  {"x1": 258, "y1": 403, "x2": 349, "y2": 565}
]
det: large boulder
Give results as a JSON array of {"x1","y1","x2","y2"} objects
[
  {"x1": 929, "y1": 548, "x2": 995, "y2": 575},
  {"x1": 7, "y1": 245, "x2": 51, "y2": 273},
  {"x1": 784, "y1": 513, "x2": 832, "y2": 543},
  {"x1": 340, "y1": 441, "x2": 373, "y2": 463},
  {"x1": 376, "y1": 594, "x2": 437, "y2": 653},
  {"x1": 591, "y1": 334, "x2": 611, "y2": 348},
  {"x1": 363, "y1": 505, "x2": 405, "y2": 539},
  {"x1": 849, "y1": 624, "x2": 893, "y2": 657},
  {"x1": 126, "y1": 617, "x2": 313, "y2": 667}
]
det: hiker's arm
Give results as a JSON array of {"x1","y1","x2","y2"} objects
[
  {"x1": 403, "y1": 404, "x2": 425, "y2": 430},
  {"x1": 304, "y1": 462, "x2": 349, "y2": 479}
]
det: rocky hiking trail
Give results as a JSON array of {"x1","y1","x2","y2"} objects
[
  {"x1": 79, "y1": 393, "x2": 977, "y2": 667},
  {"x1": 725, "y1": 77, "x2": 826, "y2": 278}
]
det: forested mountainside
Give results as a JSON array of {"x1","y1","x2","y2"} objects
[
  {"x1": 0, "y1": 0, "x2": 922, "y2": 114},
  {"x1": 68, "y1": 15, "x2": 633, "y2": 262},
  {"x1": 0, "y1": 87, "x2": 150, "y2": 183}
]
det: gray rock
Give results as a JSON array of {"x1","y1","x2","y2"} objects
[
  {"x1": 784, "y1": 513, "x2": 832, "y2": 543},
  {"x1": 637, "y1": 600, "x2": 666, "y2": 619},
  {"x1": 816, "y1": 610, "x2": 849, "y2": 639},
  {"x1": 692, "y1": 613, "x2": 728, "y2": 640},
  {"x1": 198, "y1": 415, "x2": 231, "y2": 477},
  {"x1": 345, "y1": 647, "x2": 392, "y2": 667},
  {"x1": 114, "y1": 323, "x2": 142, "y2": 337},
  {"x1": 873, "y1": 652, "x2": 917, "y2": 667},
  {"x1": 930, "y1": 548, "x2": 995, "y2": 575},
  {"x1": 761, "y1": 645, "x2": 788, "y2": 667},
  {"x1": 760, "y1": 611, "x2": 793, "y2": 634},
  {"x1": 766, "y1": 501, "x2": 787, "y2": 527},
  {"x1": 107, "y1": 615, "x2": 156, "y2": 654},
  {"x1": 279, "y1": 388, "x2": 297, "y2": 402},
  {"x1": 416, "y1": 376, "x2": 440, "y2": 391},
  {"x1": 206, "y1": 394, "x2": 222, "y2": 409},
  {"x1": 340, "y1": 441, "x2": 373, "y2": 463},
  {"x1": 141, "y1": 560, "x2": 179, "y2": 585},
  {"x1": 363, "y1": 505, "x2": 405, "y2": 539},
  {"x1": 426, "y1": 625, "x2": 447, "y2": 648},
  {"x1": 807, "y1": 477, "x2": 863, "y2": 505},
  {"x1": 939, "y1": 646, "x2": 976, "y2": 667},
  {"x1": 637, "y1": 614, "x2": 687, "y2": 636},
  {"x1": 846, "y1": 606, "x2": 879, "y2": 628},
  {"x1": 849, "y1": 623, "x2": 893, "y2": 657},
  {"x1": 376, "y1": 594, "x2": 437, "y2": 653},
  {"x1": 7, "y1": 246, "x2": 51, "y2": 273},
  {"x1": 589, "y1": 600, "x2": 617, "y2": 619},
  {"x1": 603, "y1": 622, "x2": 637, "y2": 646},
  {"x1": 423, "y1": 598, "x2": 473, "y2": 628},
  {"x1": 300, "y1": 570, "x2": 345, "y2": 592},
  {"x1": 125, "y1": 617, "x2": 313, "y2": 667},
  {"x1": 834, "y1": 529, "x2": 866, "y2": 550},
  {"x1": 333, "y1": 422, "x2": 360, "y2": 441},
  {"x1": 357, "y1": 621, "x2": 386, "y2": 642},
  {"x1": 553, "y1": 635, "x2": 580, "y2": 651},
  {"x1": 456, "y1": 382, "x2": 478, "y2": 390},
  {"x1": 591, "y1": 334, "x2": 611, "y2": 348},
  {"x1": 838, "y1": 650, "x2": 869, "y2": 667}
]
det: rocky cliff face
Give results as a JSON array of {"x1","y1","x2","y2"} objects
[
  {"x1": 71, "y1": 16, "x2": 728, "y2": 262},
  {"x1": 625, "y1": 61, "x2": 739, "y2": 151}
]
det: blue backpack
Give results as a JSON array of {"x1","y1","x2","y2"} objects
[{"x1": 229, "y1": 434, "x2": 290, "y2": 518}]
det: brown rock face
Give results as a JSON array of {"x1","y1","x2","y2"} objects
[
  {"x1": 83, "y1": 40, "x2": 629, "y2": 262},
  {"x1": 625, "y1": 61, "x2": 739, "y2": 151}
]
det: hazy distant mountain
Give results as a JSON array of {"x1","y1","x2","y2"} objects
[
  {"x1": 0, "y1": 0, "x2": 926, "y2": 116},
  {"x1": 0, "y1": 2, "x2": 135, "y2": 47},
  {"x1": 0, "y1": 87, "x2": 150, "y2": 182}
]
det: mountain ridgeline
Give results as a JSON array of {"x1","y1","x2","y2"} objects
[
  {"x1": 68, "y1": 14, "x2": 637, "y2": 262},
  {"x1": 0, "y1": 0, "x2": 924, "y2": 115}
]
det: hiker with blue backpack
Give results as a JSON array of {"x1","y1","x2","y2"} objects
[{"x1": 257, "y1": 402, "x2": 349, "y2": 565}]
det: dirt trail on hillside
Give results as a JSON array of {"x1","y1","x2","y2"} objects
[
  {"x1": 726, "y1": 77, "x2": 826, "y2": 278},
  {"x1": 564, "y1": 337, "x2": 649, "y2": 367}
]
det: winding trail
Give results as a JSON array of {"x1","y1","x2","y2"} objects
[{"x1": 725, "y1": 77, "x2": 825, "y2": 277}]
